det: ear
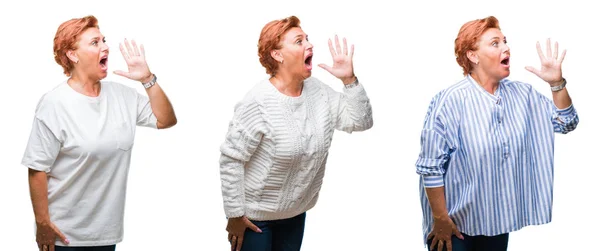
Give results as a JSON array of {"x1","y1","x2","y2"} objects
[
  {"x1": 270, "y1": 49, "x2": 283, "y2": 63},
  {"x1": 466, "y1": 50, "x2": 479, "y2": 65},
  {"x1": 66, "y1": 50, "x2": 79, "y2": 64}
]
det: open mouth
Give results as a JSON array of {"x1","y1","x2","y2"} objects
[
  {"x1": 501, "y1": 56, "x2": 510, "y2": 66},
  {"x1": 304, "y1": 54, "x2": 313, "y2": 70},
  {"x1": 99, "y1": 55, "x2": 108, "y2": 70}
]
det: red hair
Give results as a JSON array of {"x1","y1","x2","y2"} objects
[
  {"x1": 454, "y1": 16, "x2": 500, "y2": 76},
  {"x1": 258, "y1": 16, "x2": 301, "y2": 76},
  {"x1": 53, "y1": 15, "x2": 99, "y2": 76}
]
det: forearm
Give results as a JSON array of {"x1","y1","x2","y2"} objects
[
  {"x1": 220, "y1": 154, "x2": 246, "y2": 218},
  {"x1": 145, "y1": 82, "x2": 177, "y2": 129},
  {"x1": 336, "y1": 82, "x2": 373, "y2": 132},
  {"x1": 425, "y1": 186, "x2": 449, "y2": 219},
  {"x1": 551, "y1": 86, "x2": 572, "y2": 109},
  {"x1": 28, "y1": 169, "x2": 50, "y2": 223}
]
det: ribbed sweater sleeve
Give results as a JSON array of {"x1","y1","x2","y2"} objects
[
  {"x1": 219, "y1": 101, "x2": 264, "y2": 218},
  {"x1": 327, "y1": 82, "x2": 373, "y2": 133}
]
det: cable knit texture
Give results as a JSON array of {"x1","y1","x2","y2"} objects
[{"x1": 220, "y1": 77, "x2": 373, "y2": 220}]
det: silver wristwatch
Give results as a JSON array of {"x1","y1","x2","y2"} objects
[
  {"x1": 142, "y1": 74, "x2": 157, "y2": 89},
  {"x1": 550, "y1": 78, "x2": 566, "y2": 92}
]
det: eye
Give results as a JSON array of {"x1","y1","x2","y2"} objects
[
  {"x1": 295, "y1": 39, "x2": 302, "y2": 45},
  {"x1": 92, "y1": 40, "x2": 98, "y2": 46},
  {"x1": 492, "y1": 41, "x2": 498, "y2": 47}
]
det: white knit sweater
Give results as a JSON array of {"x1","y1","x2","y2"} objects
[{"x1": 219, "y1": 77, "x2": 373, "y2": 220}]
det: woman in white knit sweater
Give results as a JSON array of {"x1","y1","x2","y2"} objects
[{"x1": 219, "y1": 16, "x2": 373, "y2": 251}]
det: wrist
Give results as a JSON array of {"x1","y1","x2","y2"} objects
[
  {"x1": 142, "y1": 74, "x2": 157, "y2": 89},
  {"x1": 35, "y1": 216, "x2": 51, "y2": 225},
  {"x1": 432, "y1": 212, "x2": 450, "y2": 220},
  {"x1": 550, "y1": 78, "x2": 567, "y2": 92},
  {"x1": 140, "y1": 73, "x2": 154, "y2": 84},
  {"x1": 341, "y1": 75, "x2": 357, "y2": 85},
  {"x1": 549, "y1": 78, "x2": 565, "y2": 87}
]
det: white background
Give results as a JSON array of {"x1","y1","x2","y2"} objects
[{"x1": 1, "y1": 0, "x2": 598, "y2": 250}]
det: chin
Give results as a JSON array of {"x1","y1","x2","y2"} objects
[
  {"x1": 99, "y1": 72, "x2": 108, "y2": 80},
  {"x1": 302, "y1": 71, "x2": 312, "y2": 79}
]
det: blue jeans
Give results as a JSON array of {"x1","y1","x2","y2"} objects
[
  {"x1": 241, "y1": 212, "x2": 306, "y2": 251},
  {"x1": 427, "y1": 232, "x2": 509, "y2": 251},
  {"x1": 55, "y1": 245, "x2": 116, "y2": 251}
]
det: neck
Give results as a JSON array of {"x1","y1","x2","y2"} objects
[
  {"x1": 270, "y1": 71, "x2": 304, "y2": 97},
  {"x1": 469, "y1": 70, "x2": 499, "y2": 94},
  {"x1": 68, "y1": 70, "x2": 101, "y2": 97}
]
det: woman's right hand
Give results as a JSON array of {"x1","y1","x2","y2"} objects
[
  {"x1": 36, "y1": 220, "x2": 68, "y2": 251},
  {"x1": 427, "y1": 215, "x2": 463, "y2": 251},
  {"x1": 226, "y1": 216, "x2": 262, "y2": 251}
]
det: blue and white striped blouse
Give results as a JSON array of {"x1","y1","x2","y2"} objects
[{"x1": 416, "y1": 75, "x2": 578, "y2": 243}]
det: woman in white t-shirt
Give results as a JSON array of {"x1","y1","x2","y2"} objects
[{"x1": 22, "y1": 15, "x2": 177, "y2": 251}]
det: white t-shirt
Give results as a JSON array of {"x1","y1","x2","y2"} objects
[{"x1": 21, "y1": 80, "x2": 157, "y2": 246}]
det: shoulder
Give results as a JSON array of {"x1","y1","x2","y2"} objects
[
  {"x1": 232, "y1": 78, "x2": 272, "y2": 113},
  {"x1": 429, "y1": 77, "x2": 472, "y2": 109},
  {"x1": 34, "y1": 81, "x2": 71, "y2": 116}
]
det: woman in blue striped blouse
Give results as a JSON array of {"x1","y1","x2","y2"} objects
[{"x1": 416, "y1": 16, "x2": 579, "y2": 251}]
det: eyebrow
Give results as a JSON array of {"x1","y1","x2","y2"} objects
[{"x1": 489, "y1": 36, "x2": 507, "y2": 40}]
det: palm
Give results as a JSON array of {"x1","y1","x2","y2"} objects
[
  {"x1": 114, "y1": 39, "x2": 152, "y2": 82},
  {"x1": 318, "y1": 35, "x2": 355, "y2": 81},
  {"x1": 525, "y1": 38, "x2": 566, "y2": 85}
]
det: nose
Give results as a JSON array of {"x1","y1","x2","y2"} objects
[
  {"x1": 306, "y1": 40, "x2": 313, "y2": 50},
  {"x1": 101, "y1": 41, "x2": 109, "y2": 52},
  {"x1": 502, "y1": 43, "x2": 510, "y2": 54}
]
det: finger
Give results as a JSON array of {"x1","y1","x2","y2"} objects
[
  {"x1": 427, "y1": 231, "x2": 434, "y2": 240},
  {"x1": 52, "y1": 224, "x2": 69, "y2": 244},
  {"x1": 343, "y1": 37, "x2": 348, "y2": 55},
  {"x1": 318, "y1": 63, "x2": 333, "y2": 74},
  {"x1": 437, "y1": 240, "x2": 443, "y2": 251},
  {"x1": 236, "y1": 235, "x2": 244, "y2": 251},
  {"x1": 327, "y1": 38, "x2": 335, "y2": 58},
  {"x1": 131, "y1": 40, "x2": 140, "y2": 57},
  {"x1": 558, "y1": 49, "x2": 567, "y2": 64},
  {"x1": 228, "y1": 233, "x2": 233, "y2": 242},
  {"x1": 524, "y1": 66, "x2": 540, "y2": 77},
  {"x1": 535, "y1": 41, "x2": 544, "y2": 62},
  {"x1": 50, "y1": 244, "x2": 55, "y2": 251},
  {"x1": 230, "y1": 237, "x2": 236, "y2": 251},
  {"x1": 553, "y1": 41, "x2": 558, "y2": 59},
  {"x1": 451, "y1": 225, "x2": 464, "y2": 240},
  {"x1": 124, "y1": 39, "x2": 134, "y2": 58},
  {"x1": 140, "y1": 44, "x2": 146, "y2": 59},
  {"x1": 429, "y1": 236, "x2": 438, "y2": 251},
  {"x1": 546, "y1": 38, "x2": 552, "y2": 58},
  {"x1": 119, "y1": 43, "x2": 130, "y2": 60},
  {"x1": 335, "y1": 35, "x2": 342, "y2": 55},
  {"x1": 447, "y1": 238, "x2": 453, "y2": 251},
  {"x1": 349, "y1": 44, "x2": 354, "y2": 59},
  {"x1": 113, "y1": 70, "x2": 131, "y2": 79},
  {"x1": 244, "y1": 218, "x2": 262, "y2": 233}
]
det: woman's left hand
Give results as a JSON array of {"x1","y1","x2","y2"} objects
[
  {"x1": 525, "y1": 38, "x2": 566, "y2": 86},
  {"x1": 114, "y1": 39, "x2": 154, "y2": 83},
  {"x1": 318, "y1": 35, "x2": 356, "y2": 85}
]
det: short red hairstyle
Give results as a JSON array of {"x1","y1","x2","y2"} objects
[
  {"x1": 53, "y1": 15, "x2": 99, "y2": 76},
  {"x1": 454, "y1": 16, "x2": 500, "y2": 76},
  {"x1": 258, "y1": 16, "x2": 301, "y2": 76}
]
